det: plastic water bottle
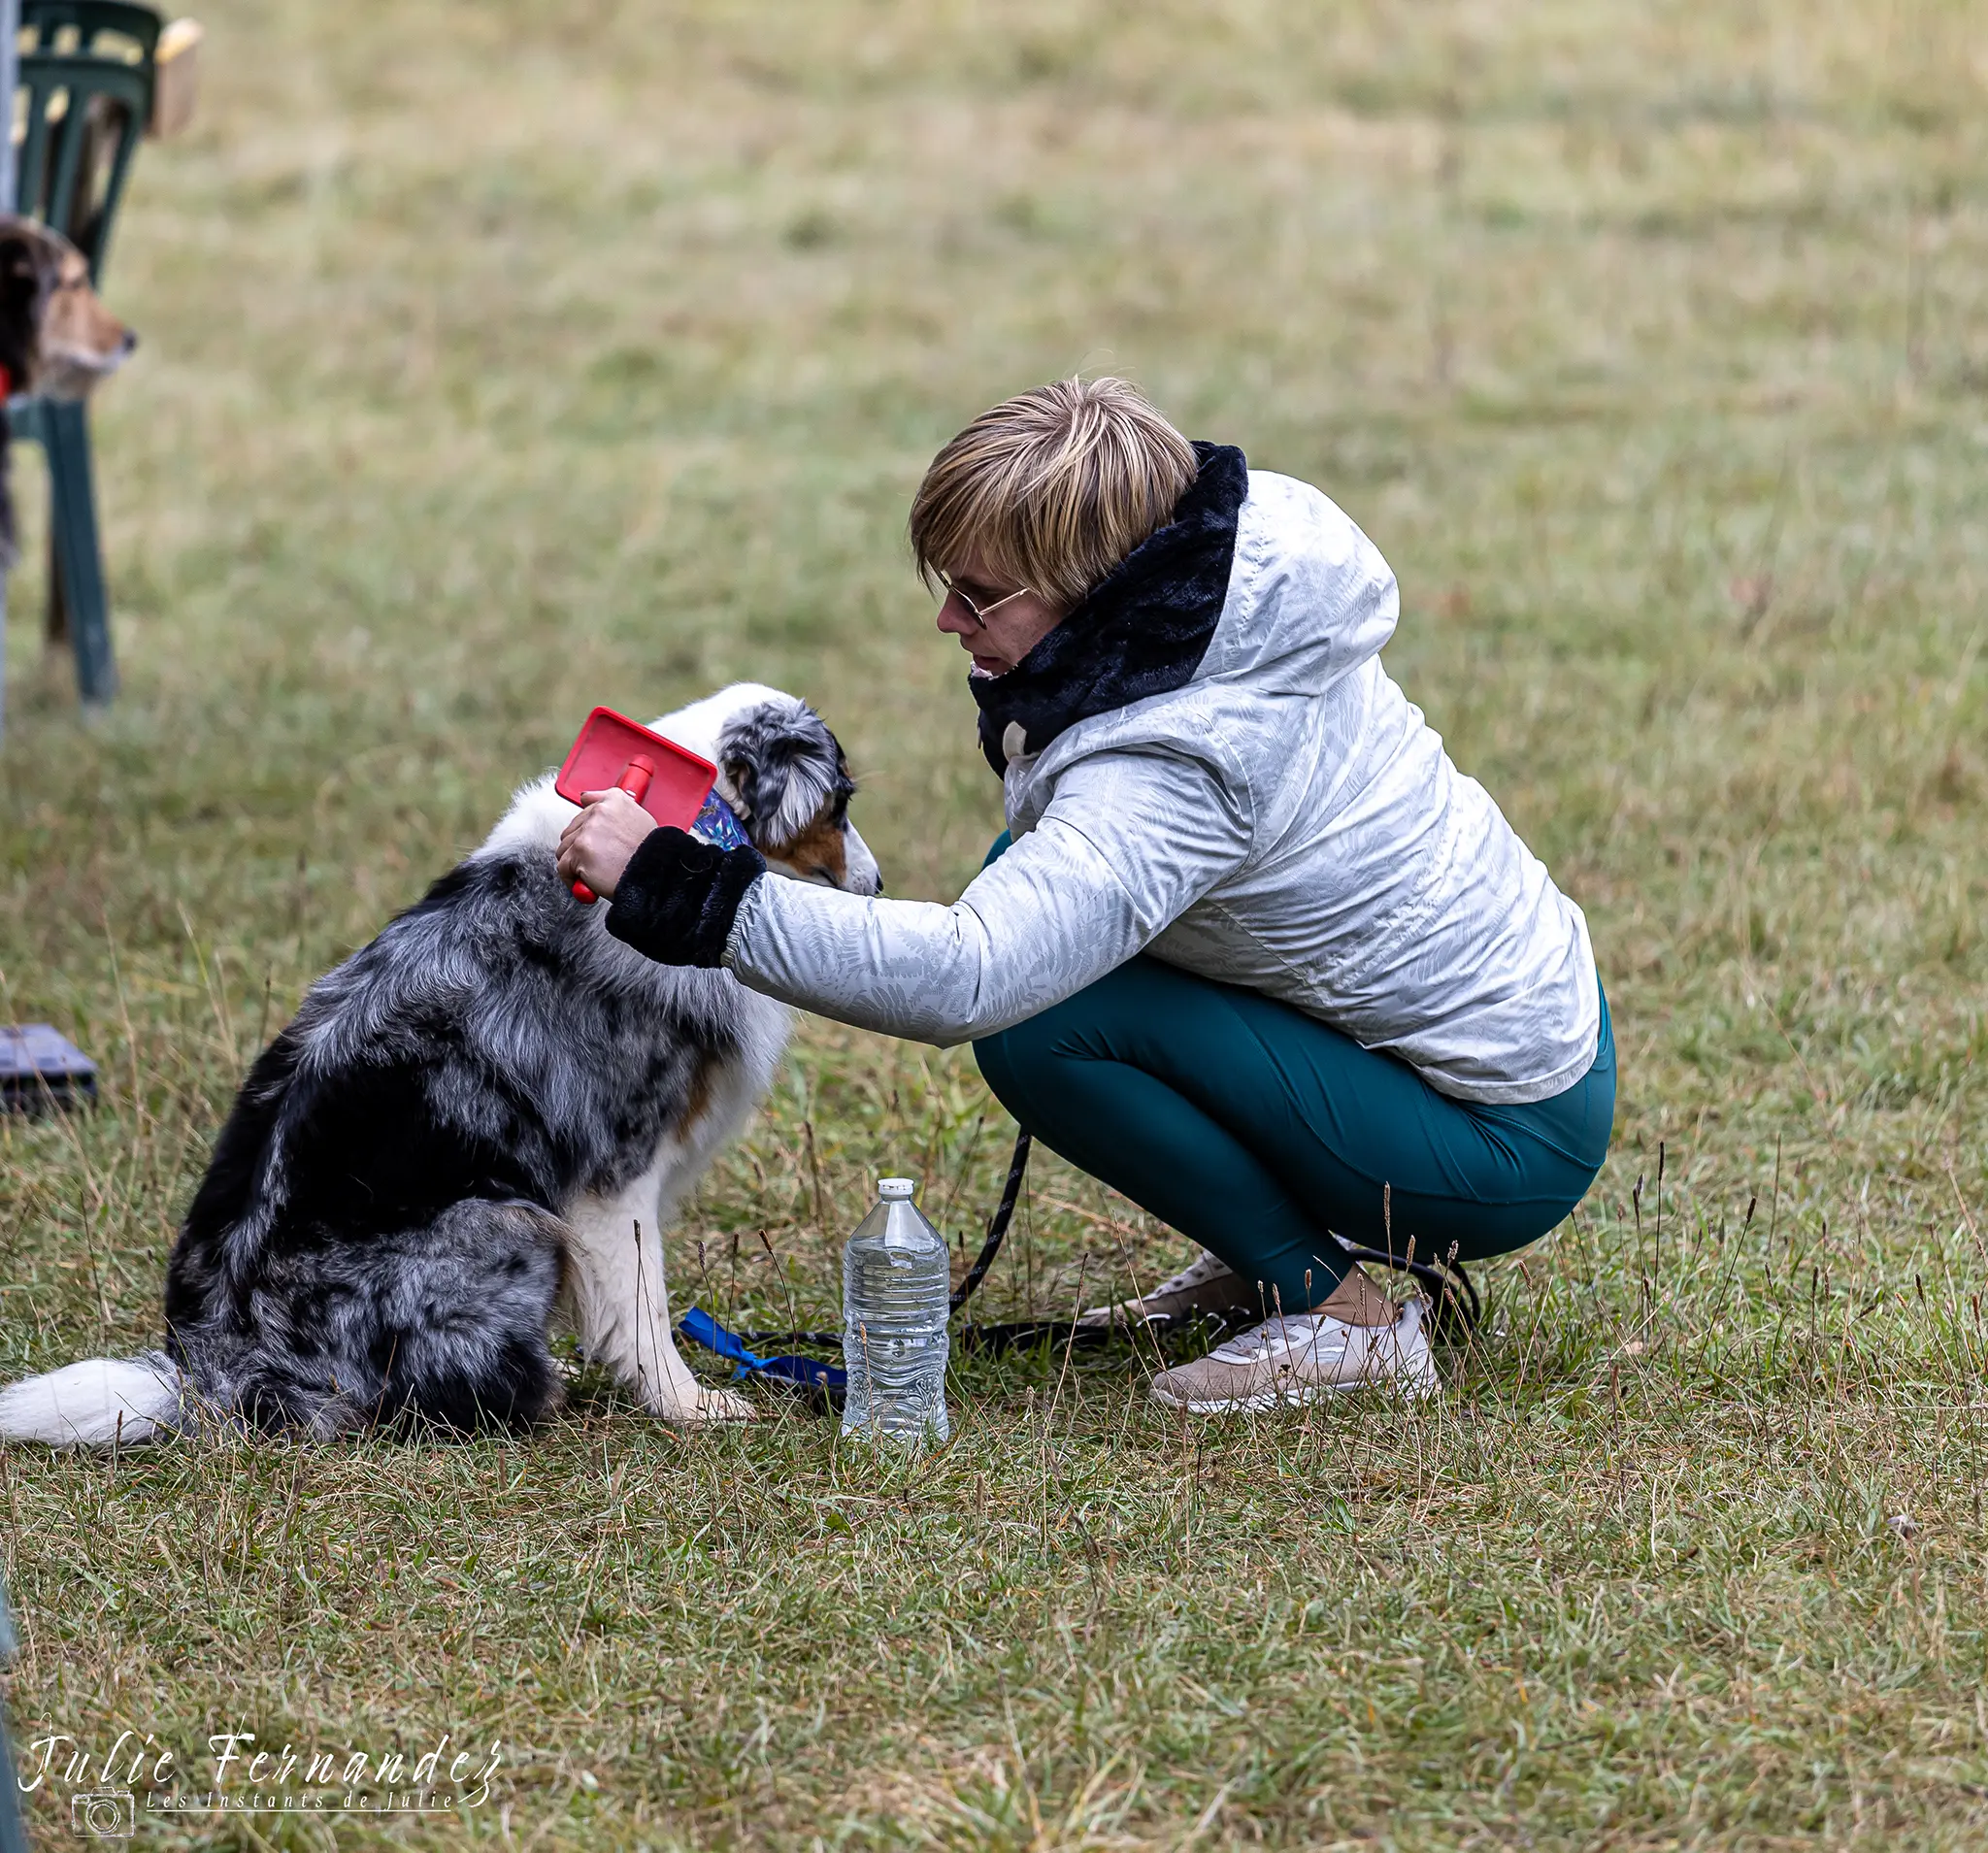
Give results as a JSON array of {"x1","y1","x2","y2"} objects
[{"x1": 841, "y1": 1177, "x2": 950, "y2": 1443}]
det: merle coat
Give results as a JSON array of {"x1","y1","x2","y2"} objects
[{"x1": 0, "y1": 684, "x2": 878, "y2": 1444}]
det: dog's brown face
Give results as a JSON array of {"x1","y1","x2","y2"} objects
[
  {"x1": 766, "y1": 788, "x2": 863, "y2": 890},
  {"x1": 0, "y1": 215, "x2": 136, "y2": 400},
  {"x1": 40, "y1": 238, "x2": 137, "y2": 395}
]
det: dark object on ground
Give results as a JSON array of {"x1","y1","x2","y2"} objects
[
  {"x1": 5, "y1": 0, "x2": 160, "y2": 714},
  {"x1": 0, "y1": 1021, "x2": 98, "y2": 1112}
]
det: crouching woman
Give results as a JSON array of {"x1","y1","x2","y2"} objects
[{"x1": 559, "y1": 378, "x2": 1615, "y2": 1411}]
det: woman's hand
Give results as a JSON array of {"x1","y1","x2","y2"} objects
[{"x1": 556, "y1": 788, "x2": 656, "y2": 900}]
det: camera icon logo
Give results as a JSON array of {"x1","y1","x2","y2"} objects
[{"x1": 72, "y1": 1790, "x2": 137, "y2": 1837}]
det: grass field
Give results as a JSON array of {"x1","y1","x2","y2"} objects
[{"x1": 3, "y1": 0, "x2": 1987, "y2": 1844}]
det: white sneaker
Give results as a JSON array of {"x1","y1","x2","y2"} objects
[
  {"x1": 1147, "y1": 1299, "x2": 1439, "y2": 1413},
  {"x1": 1077, "y1": 1248, "x2": 1258, "y2": 1329}
]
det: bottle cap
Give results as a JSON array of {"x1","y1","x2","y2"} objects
[{"x1": 878, "y1": 1177, "x2": 916, "y2": 1200}]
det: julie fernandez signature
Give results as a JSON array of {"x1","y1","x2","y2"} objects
[{"x1": 18, "y1": 1729, "x2": 505, "y2": 1821}]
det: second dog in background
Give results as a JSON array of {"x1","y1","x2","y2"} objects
[
  {"x1": 0, "y1": 213, "x2": 139, "y2": 568},
  {"x1": 0, "y1": 684, "x2": 879, "y2": 1445}
]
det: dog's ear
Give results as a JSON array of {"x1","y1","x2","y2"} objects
[
  {"x1": 0, "y1": 225, "x2": 44, "y2": 570},
  {"x1": 0, "y1": 231, "x2": 46, "y2": 382},
  {"x1": 0, "y1": 218, "x2": 64, "y2": 389},
  {"x1": 715, "y1": 699, "x2": 852, "y2": 851},
  {"x1": 0, "y1": 234, "x2": 36, "y2": 288}
]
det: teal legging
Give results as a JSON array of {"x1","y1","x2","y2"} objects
[{"x1": 972, "y1": 835, "x2": 1615, "y2": 1311}]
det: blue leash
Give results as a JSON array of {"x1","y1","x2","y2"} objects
[{"x1": 677, "y1": 1307, "x2": 846, "y2": 1398}]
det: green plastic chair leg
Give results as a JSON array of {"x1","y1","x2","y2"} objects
[{"x1": 39, "y1": 400, "x2": 116, "y2": 708}]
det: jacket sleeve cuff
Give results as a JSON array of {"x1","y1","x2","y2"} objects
[
  {"x1": 605, "y1": 827, "x2": 768, "y2": 968},
  {"x1": 719, "y1": 866, "x2": 772, "y2": 972}
]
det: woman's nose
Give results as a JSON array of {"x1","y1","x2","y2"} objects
[{"x1": 935, "y1": 593, "x2": 975, "y2": 638}]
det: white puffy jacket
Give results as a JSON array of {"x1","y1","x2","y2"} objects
[{"x1": 724, "y1": 469, "x2": 1601, "y2": 1106}]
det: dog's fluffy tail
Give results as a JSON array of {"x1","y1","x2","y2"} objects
[{"x1": 0, "y1": 1353, "x2": 183, "y2": 1445}]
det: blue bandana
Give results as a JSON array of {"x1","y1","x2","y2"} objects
[{"x1": 690, "y1": 790, "x2": 751, "y2": 851}]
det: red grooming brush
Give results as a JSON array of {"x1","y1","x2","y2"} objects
[{"x1": 555, "y1": 708, "x2": 718, "y2": 905}]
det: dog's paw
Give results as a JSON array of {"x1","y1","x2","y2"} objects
[
  {"x1": 695, "y1": 1385, "x2": 757, "y2": 1424},
  {"x1": 649, "y1": 1383, "x2": 756, "y2": 1426}
]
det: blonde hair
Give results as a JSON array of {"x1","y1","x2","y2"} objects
[{"x1": 910, "y1": 378, "x2": 1199, "y2": 612}]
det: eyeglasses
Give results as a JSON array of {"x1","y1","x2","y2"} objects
[{"x1": 937, "y1": 568, "x2": 1035, "y2": 629}]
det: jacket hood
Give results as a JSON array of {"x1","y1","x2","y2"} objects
[
  {"x1": 1194, "y1": 468, "x2": 1401, "y2": 699},
  {"x1": 973, "y1": 450, "x2": 1399, "y2": 774},
  {"x1": 972, "y1": 443, "x2": 1246, "y2": 775}
]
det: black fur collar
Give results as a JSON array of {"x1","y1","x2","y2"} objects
[{"x1": 972, "y1": 443, "x2": 1248, "y2": 776}]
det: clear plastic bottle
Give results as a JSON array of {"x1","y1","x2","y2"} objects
[{"x1": 841, "y1": 1177, "x2": 950, "y2": 1443}]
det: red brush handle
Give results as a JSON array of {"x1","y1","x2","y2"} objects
[{"x1": 572, "y1": 755, "x2": 656, "y2": 905}]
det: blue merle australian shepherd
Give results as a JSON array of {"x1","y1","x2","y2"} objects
[{"x1": 0, "y1": 685, "x2": 878, "y2": 1444}]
